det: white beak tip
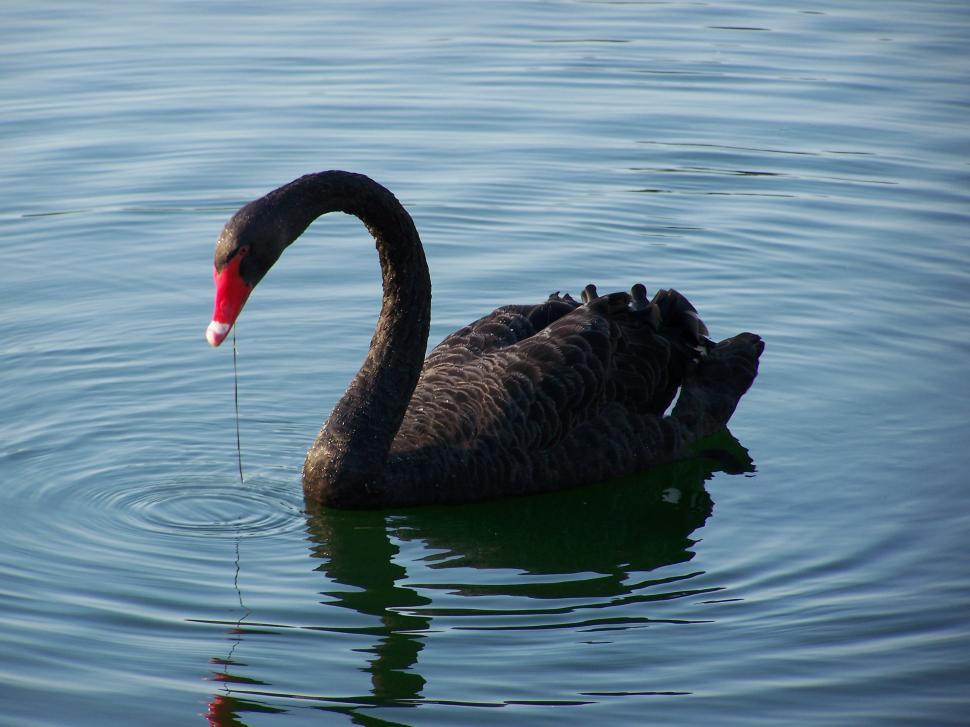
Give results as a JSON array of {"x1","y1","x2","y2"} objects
[{"x1": 206, "y1": 321, "x2": 232, "y2": 347}]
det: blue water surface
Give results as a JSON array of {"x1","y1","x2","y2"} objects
[{"x1": 2, "y1": 1, "x2": 969, "y2": 725}]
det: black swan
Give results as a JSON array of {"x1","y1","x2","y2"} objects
[{"x1": 206, "y1": 171, "x2": 763, "y2": 508}]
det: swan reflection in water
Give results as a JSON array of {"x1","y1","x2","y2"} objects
[{"x1": 204, "y1": 431, "x2": 753, "y2": 725}]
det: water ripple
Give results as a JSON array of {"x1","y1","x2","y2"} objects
[
  {"x1": 74, "y1": 471, "x2": 306, "y2": 542},
  {"x1": 111, "y1": 481, "x2": 302, "y2": 539}
]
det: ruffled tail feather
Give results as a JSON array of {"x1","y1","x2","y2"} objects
[{"x1": 671, "y1": 332, "x2": 764, "y2": 442}]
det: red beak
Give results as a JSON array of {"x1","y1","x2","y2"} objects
[{"x1": 206, "y1": 254, "x2": 252, "y2": 347}]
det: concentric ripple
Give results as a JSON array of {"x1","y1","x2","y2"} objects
[
  {"x1": 73, "y1": 467, "x2": 307, "y2": 541},
  {"x1": 106, "y1": 479, "x2": 304, "y2": 539}
]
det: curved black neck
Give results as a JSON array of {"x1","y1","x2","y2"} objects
[{"x1": 273, "y1": 172, "x2": 430, "y2": 506}]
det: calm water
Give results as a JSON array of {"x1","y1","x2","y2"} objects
[{"x1": 2, "y1": 1, "x2": 969, "y2": 725}]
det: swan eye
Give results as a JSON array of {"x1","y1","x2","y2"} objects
[{"x1": 219, "y1": 244, "x2": 251, "y2": 270}]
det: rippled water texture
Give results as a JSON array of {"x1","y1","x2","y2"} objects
[{"x1": 2, "y1": 1, "x2": 969, "y2": 725}]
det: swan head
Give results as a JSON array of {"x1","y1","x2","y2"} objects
[
  {"x1": 206, "y1": 196, "x2": 291, "y2": 347},
  {"x1": 206, "y1": 172, "x2": 365, "y2": 347}
]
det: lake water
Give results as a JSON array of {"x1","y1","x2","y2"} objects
[{"x1": 2, "y1": 1, "x2": 969, "y2": 725}]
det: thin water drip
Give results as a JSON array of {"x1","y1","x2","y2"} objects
[
  {"x1": 232, "y1": 331, "x2": 244, "y2": 485},
  {"x1": 206, "y1": 537, "x2": 253, "y2": 721},
  {"x1": 213, "y1": 336, "x2": 253, "y2": 711},
  {"x1": 225, "y1": 538, "x2": 251, "y2": 668}
]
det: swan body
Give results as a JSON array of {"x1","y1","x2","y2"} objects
[{"x1": 207, "y1": 171, "x2": 763, "y2": 508}]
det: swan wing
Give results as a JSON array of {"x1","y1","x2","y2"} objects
[
  {"x1": 423, "y1": 296, "x2": 580, "y2": 367},
  {"x1": 394, "y1": 288, "x2": 701, "y2": 454}
]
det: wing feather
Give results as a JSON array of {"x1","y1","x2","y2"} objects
[{"x1": 388, "y1": 285, "x2": 717, "y2": 496}]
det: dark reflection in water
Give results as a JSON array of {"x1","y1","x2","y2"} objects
[{"x1": 205, "y1": 432, "x2": 752, "y2": 725}]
